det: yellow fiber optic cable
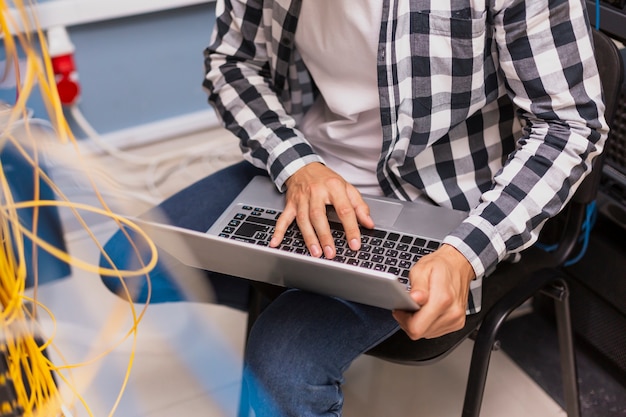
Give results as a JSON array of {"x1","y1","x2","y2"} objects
[{"x1": 0, "y1": 1, "x2": 169, "y2": 416}]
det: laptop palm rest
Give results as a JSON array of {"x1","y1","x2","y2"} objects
[{"x1": 327, "y1": 197, "x2": 403, "y2": 228}]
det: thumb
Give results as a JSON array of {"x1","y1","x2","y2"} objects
[
  {"x1": 410, "y1": 286, "x2": 429, "y2": 307},
  {"x1": 408, "y1": 268, "x2": 430, "y2": 306}
]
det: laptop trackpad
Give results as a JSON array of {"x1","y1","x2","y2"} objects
[
  {"x1": 326, "y1": 196, "x2": 403, "y2": 228},
  {"x1": 365, "y1": 197, "x2": 403, "y2": 227}
]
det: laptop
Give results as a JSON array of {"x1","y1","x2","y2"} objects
[{"x1": 131, "y1": 175, "x2": 470, "y2": 311}]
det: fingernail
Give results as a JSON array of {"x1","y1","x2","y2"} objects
[
  {"x1": 323, "y1": 245, "x2": 334, "y2": 258},
  {"x1": 350, "y1": 239, "x2": 360, "y2": 250},
  {"x1": 270, "y1": 237, "x2": 279, "y2": 247},
  {"x1": 310, "y1": 245, "x2": 322, "y2": 257}
]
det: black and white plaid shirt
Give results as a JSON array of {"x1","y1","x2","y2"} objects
[{"x1": 204, "y1": 0, "x2": 608, "y2": 313}]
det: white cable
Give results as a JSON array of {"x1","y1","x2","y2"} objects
[
  {"x1": 69, "y1": 187, "x2": 162, "y2": 205},
  {"x1": 68, "y1": 105, "x2": 218, "y2": 165},
  {"x1": 67, "y1": 104, "x2": 238, "y2": 199},
  {"x1": 69, "y1": 105, "x2": 163, "y2": 165}
]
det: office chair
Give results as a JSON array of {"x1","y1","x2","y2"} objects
[{"x1": 239, "y1": 28, "x2": 624, "y2": 417}]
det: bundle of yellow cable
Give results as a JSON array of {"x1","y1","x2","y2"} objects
[{"x1": 0, "y1": 1, "x2": 160, "y2": 415}]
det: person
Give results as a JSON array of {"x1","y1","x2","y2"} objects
[{"x1": 101, "y1": 0, "x2": 607, "y2": 416}]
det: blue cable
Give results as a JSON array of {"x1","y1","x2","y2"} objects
[
  {"x1": 564, "y1": 200, "x2": 598, "y2": 266},
  {"x1": 534, "y1": 200, "x2": 598, "y2": 266},
  {"x1": 596, "y1": 0, "x2": 601, "y2": 30}
]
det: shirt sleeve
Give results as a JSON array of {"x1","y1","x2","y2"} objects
[
  {"x1": 444, "y1": 0, "x2": 609, "y2": 278},
  {"x1": 203, "y1": 0, "x2": 323, "y2": 190}
]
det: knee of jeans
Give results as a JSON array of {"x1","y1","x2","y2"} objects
[
  {"x1": 242, "y1": 290, "x2": 403, "y2": 416},
  {"x1": 243, "y1": 294, "x2": 345, "y2": 417},
  {"x1": 244, "y1": 292, "x2": 327, "y2": 383},
  {"x1": 245, "y1": 308, "x2": 304, "y2": 383}
]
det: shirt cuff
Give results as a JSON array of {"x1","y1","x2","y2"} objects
[{"x1": 442, "y1": 215, "x2": 507, "y2": 279}]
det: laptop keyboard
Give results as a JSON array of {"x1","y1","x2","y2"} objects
[{"x1": 216, "y1": 205, "x2": 442, "y2": 288}]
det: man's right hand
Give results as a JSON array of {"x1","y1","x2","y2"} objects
[{"x1": 269, "y1": 163, "x2": 375, "y2": 258}]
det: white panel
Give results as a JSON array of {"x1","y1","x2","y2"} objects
[
  {"x1": 77, "y1": 109, "x2": 221, "y2": 155},
  {"x1": 7, "y1": 0, "x2": 215, "y2": 33}
]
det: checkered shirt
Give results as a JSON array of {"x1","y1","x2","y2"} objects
[{"x1": 203, "y1": 0, "x2": 608, "y2": 314}]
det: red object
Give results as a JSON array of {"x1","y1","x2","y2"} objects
[{"x1": 51, "y1": 53, "x2": 80, "y2": 105}]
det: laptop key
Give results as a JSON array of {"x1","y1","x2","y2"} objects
[
  {"x1": 426, "y1": 241, "x2": 440, "y2": 250},
  {"x1": 362, "y1": 228, "x2": 387, "y2": 238},
  {"x1": 235, "y1": 222, "x2": 269, "y2": 238},
  {"x1": 245, "y1": 216, "x2": 277, "y2": 226},
  {"x1": 396, "y1": 243, "x2": 409, "y2": 252},
  {"x1": 387, "y1": 232, "x2": 400, "y2": 242},
  {"x1": 399, "y1": 260, "x2": 412, "y2": 269},
  {"x1": 358, "y1": 252, "x2": 371, "y2": 260},
  {"x1": 400, "y1": 235, "x2": 413, "y2": 244}
]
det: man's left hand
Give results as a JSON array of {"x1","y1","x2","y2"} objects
[{"x1": 392, "y1": 244, "x2": 475, "y2": 340}]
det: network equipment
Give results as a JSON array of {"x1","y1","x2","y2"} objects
[{"x1": 587, "y1": 0, "x2": 626, "y2": 41}]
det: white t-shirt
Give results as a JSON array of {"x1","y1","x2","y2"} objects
[{"x1": 295, "y1": 0, "x2": 384, "y2": 196}]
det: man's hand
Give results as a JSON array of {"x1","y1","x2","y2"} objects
[
  {"x1": 269, "y1": 163, "x2": 374, "y2": 258},
  {"x1": 393, "y1": 244, "x2": 475, "y2": 340}
]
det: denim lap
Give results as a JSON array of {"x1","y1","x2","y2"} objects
[{"x1": 245, "y1": 289, "x2": 400, "y2": 417}]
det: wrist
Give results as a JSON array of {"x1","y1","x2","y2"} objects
[
  {"x1": 285, "y1": 162, "x2": 324, "y2": 188},
  {"x1": 440, "y1": 243, "x2": 476, "y2": 282}
]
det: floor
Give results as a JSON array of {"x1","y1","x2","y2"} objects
[
  {"x1": 499, "y1": 310, "x2": 626, "y2": 417},
  {"x1": 29, "y1": 126, "x2": 568, "y2": 417}
]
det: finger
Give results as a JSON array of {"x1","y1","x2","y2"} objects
[
  {"x1": 293, "y1": 200, "x2": 324, "y2": 258},
  {"x1": 328, "y1": 193, "x2": 361, "y2": 252},
  {"x1": 392, "y1": 264, "x2": 436, "y2": 339},
  {"x1": 393, "y1": 310, "x2": 453, "y2": 340},
  {"x1": 407, "y1": 263, "x2": 431, "y2": 307},
  {"x1": 346, "y1": 186, "x2": 375, "y2": 230},
  {"x1": 392, "y1": 292, "x2": 437, "y2": 340},
  {"x1": 270, "y1": 203, "x2": 296, "y2": 248},
  {"x1": 421, "y1": 313, "x2": 466, "y2": 339},
  {"x1": 399, "y1": 275, "x2": 464, "y2": 340},
  {"x1": 403, "y1": 291, "x2": 454, "y2": 339},
  {"x1": 409, "y1": 302, "x2": 467, "y2": 339},
  {"x1": 391, "y1": 309, "x2": 415, "y2": 332},
  {"x1": 308, "y1": 194, "x2": 335, "y2": 258},
  {"x1": 414, "y1": 267, "x2": 467, "y2": 338}
]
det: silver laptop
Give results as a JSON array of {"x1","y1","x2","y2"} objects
[{"x1": 132, "y1": 176, "x2": 469, "y2": 311}]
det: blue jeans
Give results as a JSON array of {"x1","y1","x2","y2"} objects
[
  {"x1": 245, "y1": 290, "x2": 399, "y2": 417},
  {"x1": 99, "y1": 161, "x2": 400, "y2": 416}
]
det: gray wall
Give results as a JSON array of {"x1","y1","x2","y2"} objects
[{"x1": 1, "y1": 3, "x2": 217, "y2": 137}]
